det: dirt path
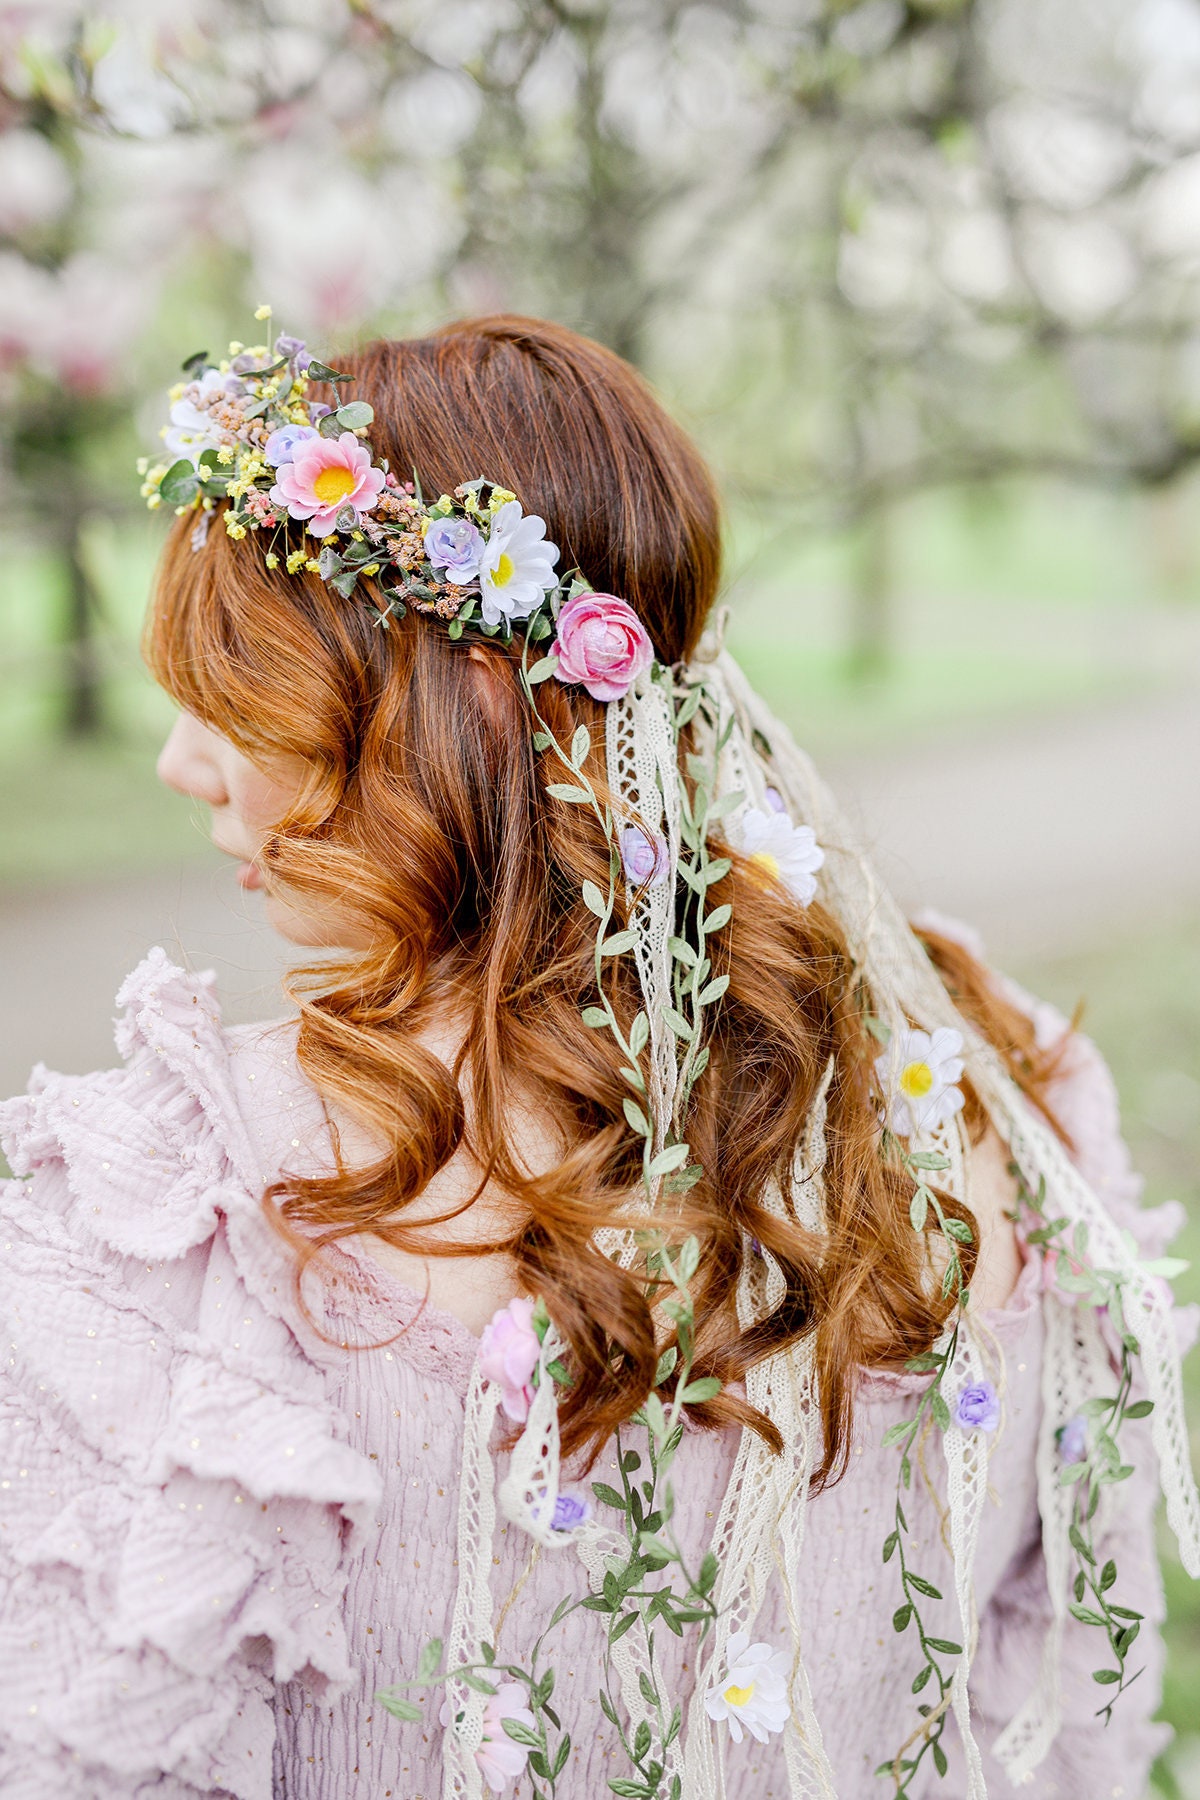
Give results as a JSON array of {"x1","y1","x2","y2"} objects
[{"x1": 2, "y1": 683, "x2": 1198, "y2": 1098}]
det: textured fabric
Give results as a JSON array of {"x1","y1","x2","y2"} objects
[{"x1": 0, "y1": 948, "x2": 1183, "y2": 1799}]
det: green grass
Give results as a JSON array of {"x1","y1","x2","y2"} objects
[{"x1": 1016, "y1": 921, "x2": 1200, "y2": 1795}]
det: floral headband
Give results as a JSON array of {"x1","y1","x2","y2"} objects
[{"x1": 137, "y1": 305, "x2": 654, "y2": 702}]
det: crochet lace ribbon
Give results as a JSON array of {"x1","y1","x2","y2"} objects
[{"x1": 442, "y1": 636, "x2": 1200, "y2": 1798}]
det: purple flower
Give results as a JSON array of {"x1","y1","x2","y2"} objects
[
  {"x1": 424, "y1": 515, "x2": 485, "y2": 583},
  {"x1": 274, "y1": 332, "x2": 311, "y2": 370},
  {"x1": 551, "y1": 1491, "x2": 590, "y2": 1532},
  {"x1": 953, "y1": 1380, "x2": 1000, "y2": 1434},
  {"x1": 620, "y1": 823, "x2": 671, "y2": 887},
  {"x1": 1058, "y1": 1414, "x2": 1088, "y2": 1464},
  {"x1": 308, "y1": 402, "x2": 332, "y2": 420},
  {"x1": 264, "y1": 422, "x2": 320, "y2": 467},
  {"x1": 763, "y1": 786, "x2": 787, "y2": 814}
]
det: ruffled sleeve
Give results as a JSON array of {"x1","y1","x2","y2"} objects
[
  {"x1": 0, "y1": 949, "x2": 383, "y2": 1800},
  {"x1": 969, "y1": 975, "x2": 1187, "y2": 1790}
]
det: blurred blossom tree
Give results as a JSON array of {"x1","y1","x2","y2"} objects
[{"x1": 7, "y1": 0, "x2": 1200, "y2": 723}]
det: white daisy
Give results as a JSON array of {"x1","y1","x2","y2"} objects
[
  {"x1": 703, "y1": 1630, "x2": 790, "y2": 1745},
  {"x1": 477, "y1": 500, "x2": 560, "y2": 625},
  {"x1": 875, "y1": 1025, "x2": 965, "y2": 1138},
  {"x1": 737, "y1": 806, "x2": 824, "y2": 905},
  {"x1": 161, "y1": 368, "x2": 233, "y2": 463}
]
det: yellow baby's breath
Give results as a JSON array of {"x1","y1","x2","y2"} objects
[{"x1": 286, "y1": 550, "x2": 307, "y2": 574}]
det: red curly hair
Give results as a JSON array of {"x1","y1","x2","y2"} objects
[{"x1": 147, "y1": 314, "x2": 1065, "y2": 1481}]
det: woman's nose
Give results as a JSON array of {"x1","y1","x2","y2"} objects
[{"x1": 156, "y1": 714, "x2": 226, "y2": 807}]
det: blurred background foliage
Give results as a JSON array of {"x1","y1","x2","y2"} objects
[{"x1": 1, "y1": 0, "x2": 1199, "y2": 1789}]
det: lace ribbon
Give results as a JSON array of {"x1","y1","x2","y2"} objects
[{"x1": 439, "y1": 642, "x2": 1199, "y2": 1797}]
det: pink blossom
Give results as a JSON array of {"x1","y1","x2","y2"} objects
[
  {"x1": 268, "y1": 430, "x2": 385, "y2": 536},
  {"x1": 478, "y1": 1296, "x2": 540, "y2": 1423},
  {"x1": 441, "y1": 1684, "x2": 536, "y2": 1793},
  {"x1": 551, "y1": 591, "x2": 654, "y2": 701}
]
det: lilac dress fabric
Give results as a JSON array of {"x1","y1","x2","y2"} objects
[{"x1": 0, "y1": 947, "x2": 1184, "y2": 1798}]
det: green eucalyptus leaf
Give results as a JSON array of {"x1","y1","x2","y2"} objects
[
  {"x1": 906, "y1": 1574, "x2": 942, "y2": 1599},
  {"x1": 649, "y1": 1143, "x2": 690, "y2": 1177},
  {"x1": 525, "y1": 653, "x2": 559, "y2": 684},
  {"x1": 160, "y1": 459, "x2": 201, "y2": 505},
  {"x1": 581, "y1": 880, "x2": 608, "y2": 918},
  {"x1": 680, "y1": 1376, "x2": 721, "y2": 1404},
  {"x1": 546, "y1": 782, "x2": 591, "y2": 804},
  {"x1": 909, "y1": 1191, "x2": 929, "y2": 1232},
  {"x1": 702, "y1": 903, "x2": 732, "y2": 934},
  {"x1": 377, "y1": 1692, "x2": 423, "y2": 1721},
  {"x1": 912, "y1": 1662, "x2": 932, "y2": 1693},
  {"x1": 1092, "y1": 1667, "x2": 1121, "y2": 1684},
  {"x1": 335, "y1": 400, "x2": 374, "y2": 429},
  {"x1": 582, "y1": 1006, "x2": 611, "y2": 1028},
  {"x1": 592, "y1": 1481, "x2": 626, "y2": 1510},
  {"x1": 602, "y1": 930, "x2": 638, "y2": 956},
  {"x1": 926, "y1": 1637, "x2": 962, "y2": 1656},
  {"x1": 668, "y1": 935, "x2": 698, "y2": 968},
  {"x1": 609, "y1": 1611, "x2": 639, "y2": 1645},
  {"x1": 1099, "y1": 1560, "x2": 1118, "y2": 1591},
  {"x1": 571, "y1": 724, "x2": 591, "y2": 767},
  {"x1": 1069, "y1": 1602, "x2": 1106, "y2": 1627},
  {"x1": 881, "y1": 1420, "x2": 912, "y2": 1449},
  {"x1": 629, "y1": 1011, "x2": 649, "y2": 1055},
  {"x1": 654, "y1": 1347, "x2": 678, "y2": 1386},
  {"x1": 892, "y1": 1604, "x2": 912, "y2": 1633},
  {"x1": 501, "y1": 1718, "x2": 543, "y2": 1749},
  {"x1": 1123, "y1": 1399, "x2": 1154, "y2": 1418},
  {"x1": 623, "y1": 1097, "x2": 651, "y2": 1136},
  {"x1": 663, "y1": 1007, "x2": 693, "y2": 1040},
  {"x1": 698, "y1": 975, "x2": 729, "y2": 1006},
  {"x1": 306, "y1": 359, "x2": 353, "y2": 383},
  {"x1": 458, "y1": 1670, "x2": 498, "y2": 1694}
]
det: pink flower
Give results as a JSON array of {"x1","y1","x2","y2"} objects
[
  {"x1": 440, "y1": 1684, "x2": 536, "y2": 1793},
  {"x1": 478, "y1": 1296, "x2": 540, "y2": 1423},
  {"x1": 551, "y1": 591, "x2": 654, "y2": 701},
  {"x1": 268, "y1": 430, "x2": 385, "y2": 536}
]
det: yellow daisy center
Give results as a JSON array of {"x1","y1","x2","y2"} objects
[
  {"x1": 312, "y1": 465, "x2": 357, "y2": 506},
  {"x1": 489, "y1": 551, "x2": 515, "y2": 587},
  {"x1": 723, "y1": 1682, "x2": 755, "y2": 1707},
  {"x1": 899, "y1": 1059, "x2": 935, "y2": 1099},
  {"x1": 748, "y1": 851, "x2": 780, "y2": 879}
]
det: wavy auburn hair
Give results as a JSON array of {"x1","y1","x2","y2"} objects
[{"x1": 148, "y1": 315, "x2": 1065, "y2": 1481}]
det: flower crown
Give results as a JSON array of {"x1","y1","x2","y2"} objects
[{"x1": 137, "y1": 306, "x2": 654, "y2": 700}]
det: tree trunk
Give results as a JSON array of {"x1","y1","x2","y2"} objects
[
  {"x1": 59, "y1": 504, "x2": 104, "y2": 739},
  {"x1": 847, "y1": 503, "x2": 892, "y2": 681}
]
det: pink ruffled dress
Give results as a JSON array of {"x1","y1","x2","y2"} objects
[{"x1": 0, "y1": 948, "x2": 1186, "y2": 1798}]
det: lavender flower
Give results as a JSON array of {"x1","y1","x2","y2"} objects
[
  {"x1": 1058, "y1": 1414, "x2": 1088, "y2": 1464},
  {"x1": 424, "y1": 515, "x2": 485, "y2": 583},
  {"x1": 264, "y1": 423, "x2": 320, "y2": 468},
  {"x1": 551, "y1": 1491, "x2": 590, "y2": 1532},
  {"x1": 953, "y1": 1380, "x2": 1000, "y2": 1434},
  {"x1": 619, "y1": 823, "x2": 670, "y2": 887},
  {"x1": 274, "y1": 332, "x2": 311, "y2": 370}
]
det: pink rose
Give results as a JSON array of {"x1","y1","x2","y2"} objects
[
  {"x1": 478, "y1": 1295, "x2": 540, "y2": 1423},
  {"x1": 441, "y1": 1683, "x2": 536, "y2": 1793},
  {"x1": 551, "y1": 591, "x2": 654, "y2": 701},
  {"x1": 268, "y1": 430, "x2": 385, "y2": 537}
]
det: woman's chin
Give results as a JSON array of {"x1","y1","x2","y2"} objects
[{"x1": 262, "y1": 889, "x2": 368, "y2": 951}]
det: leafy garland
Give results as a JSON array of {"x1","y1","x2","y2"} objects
[{"x1": 378, "y1": 648, "x2": 736, "y2": 1800}]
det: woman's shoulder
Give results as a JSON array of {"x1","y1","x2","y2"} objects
[
  {"x1": 914, "y1": 907, "x2": 1185, "y2": 1259},
  {"x1": 0, "y1": 948, "x2": 381, "y2": 1795}
]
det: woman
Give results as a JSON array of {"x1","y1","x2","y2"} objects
[{"x1": 1, "y1": 314, "x2": 1194, "y2": 1800}]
